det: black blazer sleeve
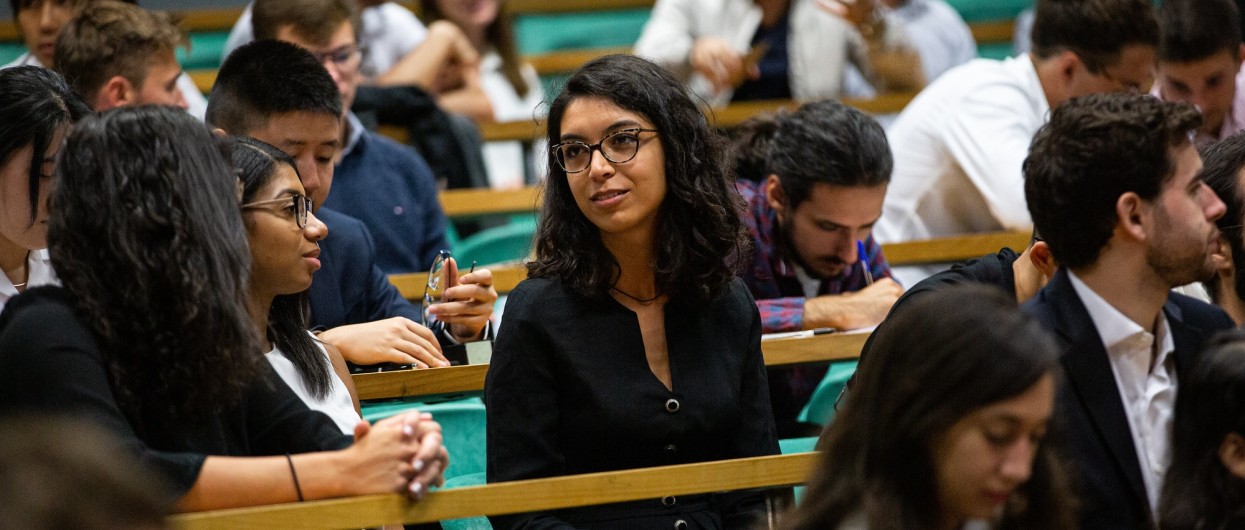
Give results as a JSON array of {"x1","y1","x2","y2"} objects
[{"x1": 485, "y1": 280, "x2": 576, "y2": 530}]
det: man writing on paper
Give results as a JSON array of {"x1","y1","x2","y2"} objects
[{"x1": 735, "y1": 99, "x2": 902, "y2": 436}]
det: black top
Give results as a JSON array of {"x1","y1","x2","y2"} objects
[
  {"x1": 310, "y1": 207, "x2": 425, "y2": 329},
  {"x1": 854, "y1": 248, "x2": 1020, "y2": 383},
  {"x1": 485, "y1": 277, "x2": 780, "y2": 530},
  {"x1": 0, "y1": 286, "x2": 351, "y2": 496}
]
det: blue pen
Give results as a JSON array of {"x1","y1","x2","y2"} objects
[{"x1": 857, "y1": 240, "x2": 874, "y2": 286}]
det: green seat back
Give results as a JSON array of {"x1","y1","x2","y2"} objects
[
  {"x1": 441, "y1": 472, "x2": 493, "y2": 530},
  {"x1": 361, "y1": 396, "x2": 487, "y2": 481},
  {"x1": 797, "y1": 360, "x2": 858, "y2": 427},
  {"x1": 452, "y1": 215, "x2": 537, "y2": 266}
]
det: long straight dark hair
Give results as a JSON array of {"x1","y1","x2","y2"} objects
[
  {"x1": 0, "y1": 66, "x2": 90, "y2": 224},
  {"x1": 781, "y1": 285, "x2": 1075, "y2": 530},
  {"x1": 230, "y1": 136, "x2": 332, "y2": 399},
  {"x1": 49, "y1": 106, "x2": 261, "y2": 423},
  {"x1": 1160, "y1": 330, "x2": 1245, "y2": 530}
]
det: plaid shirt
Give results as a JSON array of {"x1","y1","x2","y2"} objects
[
  {"x1": 737, "y1": 181, "x2": 896, "y2": 430},
  {"x1": 737, "y1": 181, "x2": 896, "y2": 333}
]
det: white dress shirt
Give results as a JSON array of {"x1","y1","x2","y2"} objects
[
  {"x1": 1068, "y1": 272, "x2": 1175, "y2": 513},
  {"x1": 222, "y1": 2, "x2": 428, "y2": 80},
  {"x1": 634, "y1": 0, "x2": 915, "y2": 106},
  {"x1": 876, "y1": 54, "x2": 1048, "y2": 286},
  {"x1": 0, "y1": 249, "x2": 58, "y2": 315},
  {"x1": 479, "y1": 49, "x2": 547, "y2": 189}
]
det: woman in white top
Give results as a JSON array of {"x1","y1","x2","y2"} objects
[
  {"x1": 420, "y1": 0, "x2": 547, "y2": 188},
  {"x1": 0, "y1": 66, "x2": 90, "y2": 313},
  {"x1": 229, "y1": 136, "x2": 362, "y2": 434}
]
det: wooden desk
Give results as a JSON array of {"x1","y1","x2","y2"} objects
[
  {"x1": 439, "y1": 185, "x2": 541, "y2": 218},
  {"x1": 386, "y1": 230, "x2": 1030, "y2": 300},
  {"x1": 170, "y1": 452, "x2": 816, "y2": 529},
  {"x1": 352, "y1": 331, "x2": 865, "y2": 400},
  {"x1": 881, "y1": 230, "x2": 1030, "y2": 266}
]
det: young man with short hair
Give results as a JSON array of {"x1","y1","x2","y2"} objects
[
  {"x1": 52, "y1": 0, "x2": 188, "y2": 111},
  {"x1": 208, "y1": 40, "x2": 495, "y2": 369},
  {"x1": 877, "y1": 0, "x2": 1160, "y2": 286},
  {"x1": 4, "y1": 0, "x2": 207, "y2": 118},
  {"x1": 252, "y1": 0, "x2": 453, "y2": 276},
  {"x1": 1152, "y1": 0, "x2": 1245, "y2": 148},
  {"x1": 737, "y1": 99, "x2": 902, "y2": 435},
  {"x1": 1022, "y1": 93, "x2": 1234, "y2": 528}
]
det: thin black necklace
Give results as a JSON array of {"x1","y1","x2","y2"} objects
[{"x1": 611, "y1": 285, "x2": 664, "y2": 303}]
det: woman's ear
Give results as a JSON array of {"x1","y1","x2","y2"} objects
[
  {"x1": 1219, "y1": 432, "x2": 1245, "y2": 479},
  {"x1": 1212, "y1": 235, "x2": 1235, "y2": 274}
]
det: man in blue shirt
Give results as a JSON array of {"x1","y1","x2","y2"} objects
[{"x1": 252, "y1": 0, "x2": 450, "y2": 275}]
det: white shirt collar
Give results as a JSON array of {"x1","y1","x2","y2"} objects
[
  {"x1": 1067, "y1": 271, "x2": 1173, "y2": 360},
  {"x1": 0, "y1": 249, "x2": 59, "y2": 313},
  {"x1": 341, "y1": 111, "x2": 366, "y2": 158}
]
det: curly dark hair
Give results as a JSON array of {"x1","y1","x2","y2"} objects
[
  {"x1": 1024, "y1": 93, "x2": 1201, "y2": 269},
  {"x1": 1160, "y1": 329, "x2": 1245, "y2": 530},
  {"x1": 0, "y1": 66, "x2": 90, "y2": 223},
  {"x1": 529, "y1": 54, "x2": 746, "y2": 303},
  {"x1": 230, "y1": 136, "x2": 332, "y2": 399},
  {"x1": 1031, "y1": 0, "x2": 1159, "y2": 73},
  {"x1": 48, "y1": 106, "x2": 261, "y2": 424},
  {"x1": 782, "y1": 285, "x2": 1074, "y2": 530}
]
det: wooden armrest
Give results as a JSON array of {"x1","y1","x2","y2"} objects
[{"x1": 169, "y1": 452, "x2": 816, "y2": 529}]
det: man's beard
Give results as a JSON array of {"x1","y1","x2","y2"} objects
[{"x1": 778, "y1": 219, "x2": 846, "y2": 280}]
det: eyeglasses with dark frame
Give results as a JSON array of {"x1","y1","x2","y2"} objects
[
  {"x1": 550, "y1": 128, "x2": 659, "y2": 173},
  {"x1": 241, "y1": 194, "x2": 313, "y2": 229},
  {"x1": 311, "y1": 44, "x2": 361, "y2": 67}
]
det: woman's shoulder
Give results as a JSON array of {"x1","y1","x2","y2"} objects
[
  {"x1": 509, "y1": 275, "x2": 570, "y2": 301},
  {"x1": 0, "y1": 286, "x2": 82, "y2": 338},
  {"x1": 708, "y1": 277, "x2": 757, "y2": 311}
]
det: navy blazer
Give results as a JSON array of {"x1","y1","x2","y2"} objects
[
  {"x1": 1023, "y1": 269, "x2": 1234, "y2": 530},
  {"x1": 309, "y1": 207, "x2": 424, "y2": 329}
]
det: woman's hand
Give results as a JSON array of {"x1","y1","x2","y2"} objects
[
  {"x1": 690, "y1": 37, "x2": 753, "y2": 93},
  {"x1": 428, "y1": 257, "x2": 497, "y2": 341},
  {"x1": 340, "y1": 412, "x2": 449, "y2": 498}
]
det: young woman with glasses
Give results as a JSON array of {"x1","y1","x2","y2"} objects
[
  {"x1": 485, "y1": 54, "x2": 778, "y2": 529},
  {"x1": 0, "y1": 66, "x2": 90, "y2": 312},
  {"x1": 0, "y1": 106, "x2": 446, "y2": 510},
  {"x1": 230, "y1": 136, "x2": 363, "y2": 435}
]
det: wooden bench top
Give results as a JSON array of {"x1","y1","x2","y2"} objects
[
  {"x1": 169, "y1": 451, "x2": 817, "y2": 529},
  {"x1": 352, "y1": 331, "x2": 867, "y2": 400}
]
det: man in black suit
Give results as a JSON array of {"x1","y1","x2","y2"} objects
[{"x1": 1022, "y1": 93, "x2": 1235, "y2": 529}]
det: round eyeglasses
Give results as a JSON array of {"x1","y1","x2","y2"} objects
[
  {"x1": 421, "y1": 250, "x2": 477, "y2": 325},
  {"x1": 422, "y1": 250, "x2": 451, "y2": 325},
  {"x1": 550, "y1": 128, "x2": 659, "y2": 173},
  {"x1": 241, "y1": 194, "x2": 313, "y2": 229}
]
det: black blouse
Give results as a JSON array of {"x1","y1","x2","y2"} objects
[
  {"x1": 0, "y1": 287, "x2": 351, "y2": 496},
  {"x1": 485, "y1": 277, "x2": 780, "y2": 530}
]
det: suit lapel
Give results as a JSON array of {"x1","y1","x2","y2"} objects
[
  {"x1": 1045, "y1": 271, "x2": 1149, "y2": 507},
  {"x1": 1163, "y1": 300, "x2": 1199, "y2": 377}
]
